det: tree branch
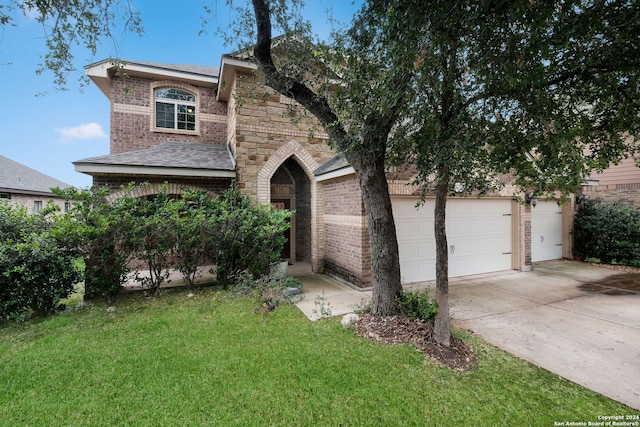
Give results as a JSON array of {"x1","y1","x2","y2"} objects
[{"x1": 251, "y1": 0, "x2": 347, "y2": 145}]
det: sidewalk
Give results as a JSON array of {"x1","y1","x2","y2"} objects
[{"x1": 288, "y1": 263, "x2": 371, "y2": 321}]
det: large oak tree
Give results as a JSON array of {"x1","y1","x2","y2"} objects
[{"x1": 364, "y1": 0, "x2": 640, "y2": 344}]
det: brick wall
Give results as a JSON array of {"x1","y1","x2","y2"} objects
[
  {"x1": 231, "y1": 75, "x2": 335, "y2": 200},
  {"x1": 580, "y1": 183, "x2": 640, "y2": 206},
  {"x1": 93, "y1": 175, "x2": 233, "y2": 197},
  {"x1": 110, "y1": 76, "x2": 227, "y2": 154},
  {"x1": 320, "y1": 175, "x2": 372, "y2": 288},
  {"x1": 4, "y1": 193, "x2": 68, "y2": 214},
  {"x1": 292, "y1": 162, "x2": 312, "y2": 262}
]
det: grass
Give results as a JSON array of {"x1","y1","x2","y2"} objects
[{"x1": 0, "y1": 288, "x2": 637, "y2": 426}]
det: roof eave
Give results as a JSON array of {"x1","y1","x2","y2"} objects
[
  {"x1": 85, "y1": 60, "x2": 220, "y2": 99},
  {"x1": 315, "y1": 166, "x2": 355, "y2": 182},
  {"x1": 217, "y1": 56, "x2": 258, "y2": 101},
  {"x1": 0, "y1": 187, "x2": 59, "y2": 196},
  {"x1": 74, "y1": 163, "x2": 236, "y2": 179}
]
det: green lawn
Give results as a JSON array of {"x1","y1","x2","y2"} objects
[{"x1": 0, "y1": 289, "x2": 636, "y2": 426}]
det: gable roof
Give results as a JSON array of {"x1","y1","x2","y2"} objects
[
  {"x1": 85, "y1": 59, "x2": 220, "y2": 98},
  {"x1": 123, "y1": 60, "x2": 219, "y2": 78},
  {"x1": 0, "y1": 155, "x2": 70, "y2": 195},
  {"x1": 73, "y1": 142, "x2": 236, "y2": 178}
]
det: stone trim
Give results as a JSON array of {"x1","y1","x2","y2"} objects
[
  {"x1": 237, "y1": 123, "x2": 328, "y2": 141},
  {"x1": 256, "y1": 139, "x2": 324, "y2": 271},
  {"x1": 105, "y1": 182, "x2": 209, "y2": 203},
  {"x1": 257, "y1": 140, "x2": 321, "y2": 204},
  {"x1": 199, "y1": 112, "x2": 227, "y2": 123},
  {"x1": 113, "y1": 103, "x2": 149, "y2": 114},
  {"x1": 323, "y1": 214, "x2": 367, "y2": 228}
]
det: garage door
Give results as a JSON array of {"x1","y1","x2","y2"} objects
[
  {"x1": 531, "y1": 201, "x2": 563, "y2": 262},
  {"x1": 392, "y1": 198, "x2": 512, "y2": 283}
]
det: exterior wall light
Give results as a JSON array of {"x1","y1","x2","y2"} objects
[
  {"x1": 576, "y1": 194, "x2": 587, "y2": 205},
  {"x1": 525, "y1": 192, "x2": 538, "y2": 207}
]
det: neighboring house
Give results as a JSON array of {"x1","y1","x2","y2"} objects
[
  {"x1": 0, "y1": 155, "x2": 70, "y2": 214},
  {"x1": 580, "y1": 156, "x2": 640, "y2": 206},
  {"x1": 74, "y1": 57, "x2": 572, "y2": 288}
]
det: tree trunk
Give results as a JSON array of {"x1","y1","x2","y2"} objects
[
  {"x1": 250, "y1": 0, "x2": 403, "y2": 315},
  {"x1": 353, "y1": 155, "x2": 402, "y2": 316},
  {"x1": 433, "y1": 173, "x2": 451, "y2": 346}
]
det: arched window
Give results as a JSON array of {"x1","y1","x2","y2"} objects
[{"x1": 155, "y1": 88, "x2": 196, "y2": 131}]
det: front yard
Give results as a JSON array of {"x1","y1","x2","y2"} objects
[{"x1": 1, "y1": 288, "x2": 636, "y2": 426}]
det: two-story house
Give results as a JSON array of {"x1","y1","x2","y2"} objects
[{"x1": 74, "y1": 57, "x2": 572, "y2": 288}]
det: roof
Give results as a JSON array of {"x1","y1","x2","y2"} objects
[
  {"x1": 0, "y1": 155, "x2": 70, "y2": 195},
  {"x1": 73, "y1": 142, "x2": 236, "y2": 178},
  {"x1": 314, "y1": 153, "x2": 355, "y2": 182},
  {"x1": 314, "y1": 153, "x2": 351, "y2": 176},
  {"x1": 119, "y1": 60, "x2": 219, "y2": 78},
  {"x1": 85, "y1": 59, "x2": 220, "y2": 98}
]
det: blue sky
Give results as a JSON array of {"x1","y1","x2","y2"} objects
[{"x1": 0, "y1": 1, "x2": 361, "y2": 188}]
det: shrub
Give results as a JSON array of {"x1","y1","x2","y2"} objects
[
  {"x1": 207, "y1": 187, "x2": 291, "y2": 288},
  {"x1": 127, "y1": 189, "x2": 178, "y2": 297},
  {"x1": 173, "y1": 191, "x2": 212, "y2": 290},
  {"x1": 54, "y1": 186, "x2": 134, "y2": 304},
  {"x1": 573, "y1": 199, "x2": 640, "y2": 267},
  {"x1": 396, "y1": 289, "x2": 438, "y2": 321},
  {"x1": 0, "y1": 202, "x2": 82, "y2": 320}
]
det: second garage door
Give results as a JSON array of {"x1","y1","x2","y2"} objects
[
  {"x1": 531, "y1": 201, "x2": 563, "y2": 262},
  {"x1": 392, "y1": 198, "x2": 513, "y2": 284}
]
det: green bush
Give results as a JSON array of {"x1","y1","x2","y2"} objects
[
  {"x1": 53, "y1": 184, "x2": 292, "y2": 300},
  {"x1": 396, "y1": 289, "x2": 438, "y2": 321},
  {"x1": 127, "y1": 189, "x2": 179, "y2": 296},
  {"x1": 206, "y1": 187, "x2": 291, "y2": 288},
  {"x1": 573, "y1": 199, "x2": 640, "y2": 267},
  {"x1": 54, "y1": 186, "x2": 134, "y2": 304},
  {"x1": 173, "y1": 191, "x2": 211, "y2": 290},
  {"x1": 0, "y1": 202, "x2": 82, "y2": 321}
]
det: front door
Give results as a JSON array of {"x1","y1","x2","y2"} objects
[{"x1": 271, "y1": 199, "x2": 291, "y2": 259}]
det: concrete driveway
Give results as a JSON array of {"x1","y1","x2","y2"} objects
[
  {"x1": 294, "y1": 260, "x2": 640, "y2": 410},
  {"x1": 412, "y1": 260, "x2": 640, "y2": 411}
]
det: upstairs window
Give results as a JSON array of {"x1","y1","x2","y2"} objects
[{"x1": 155, "y1": 88, "x2": 196, "y2": 131}]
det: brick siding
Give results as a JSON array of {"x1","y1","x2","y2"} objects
[
  {"x1": 320, "y1": 175, "x2": 372, "y2": 288},
  {"x1": 109, "y1": 76, "x2": 227, "y2": 154},
  {"x1": 580, "y1": 183, "x2": 640, "y2": 206},
  {"x1": 3, "y1": 193, "x2": 68, "y2": 214},
  {"x1": 93, "y1": 175, "x2": 233, "y2": 198},
  {"x1": 231, "y1": 75, "x2": 335, "y2": 201}
]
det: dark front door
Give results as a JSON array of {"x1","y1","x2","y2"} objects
[{"x1": 271, "y1": 199, "x2": 291, "y2": 259}]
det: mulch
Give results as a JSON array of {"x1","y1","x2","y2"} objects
[{"x1": 355, "y1": 314, "x2": 477, "y2": 371}]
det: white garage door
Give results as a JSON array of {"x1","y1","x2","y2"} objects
[
  {"x1": 392, "y1": 198, "x2": 513, "y2": 284},
  {"x1": 531, "y1": 201, "x2": 563, "y2": 262}
]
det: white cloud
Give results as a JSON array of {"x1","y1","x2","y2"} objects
[{"x1": 56, "y1": 122, "x2": 107, "y2": 142}]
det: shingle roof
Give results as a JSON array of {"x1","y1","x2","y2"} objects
[
  {"x1": 73, "y1": 142, "x2": 235, "y2": 171},
  {"x1": 0, "y1": 155, "x2": 70, "y2": 194},
  {"x1": 314, "y1": 153, "x2": 351, "y2": 176},
  {"x1": 122, "y1": 60, "x2": 219, "y2": 78}
]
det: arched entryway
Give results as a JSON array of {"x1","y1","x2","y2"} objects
[
  {"x1": 257, "y1": 139, "x2": 321, "y2": 270},
  {"x1": 270, "y1": 158, "x2": 312, "y2": 262}
]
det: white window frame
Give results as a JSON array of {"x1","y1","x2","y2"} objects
[
  {"x1": 33, "y1": 200, "x2": 42, "y2": 214},
  {"x1": 154, "y1": 87, "x2": 197, "y2": 133}
]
